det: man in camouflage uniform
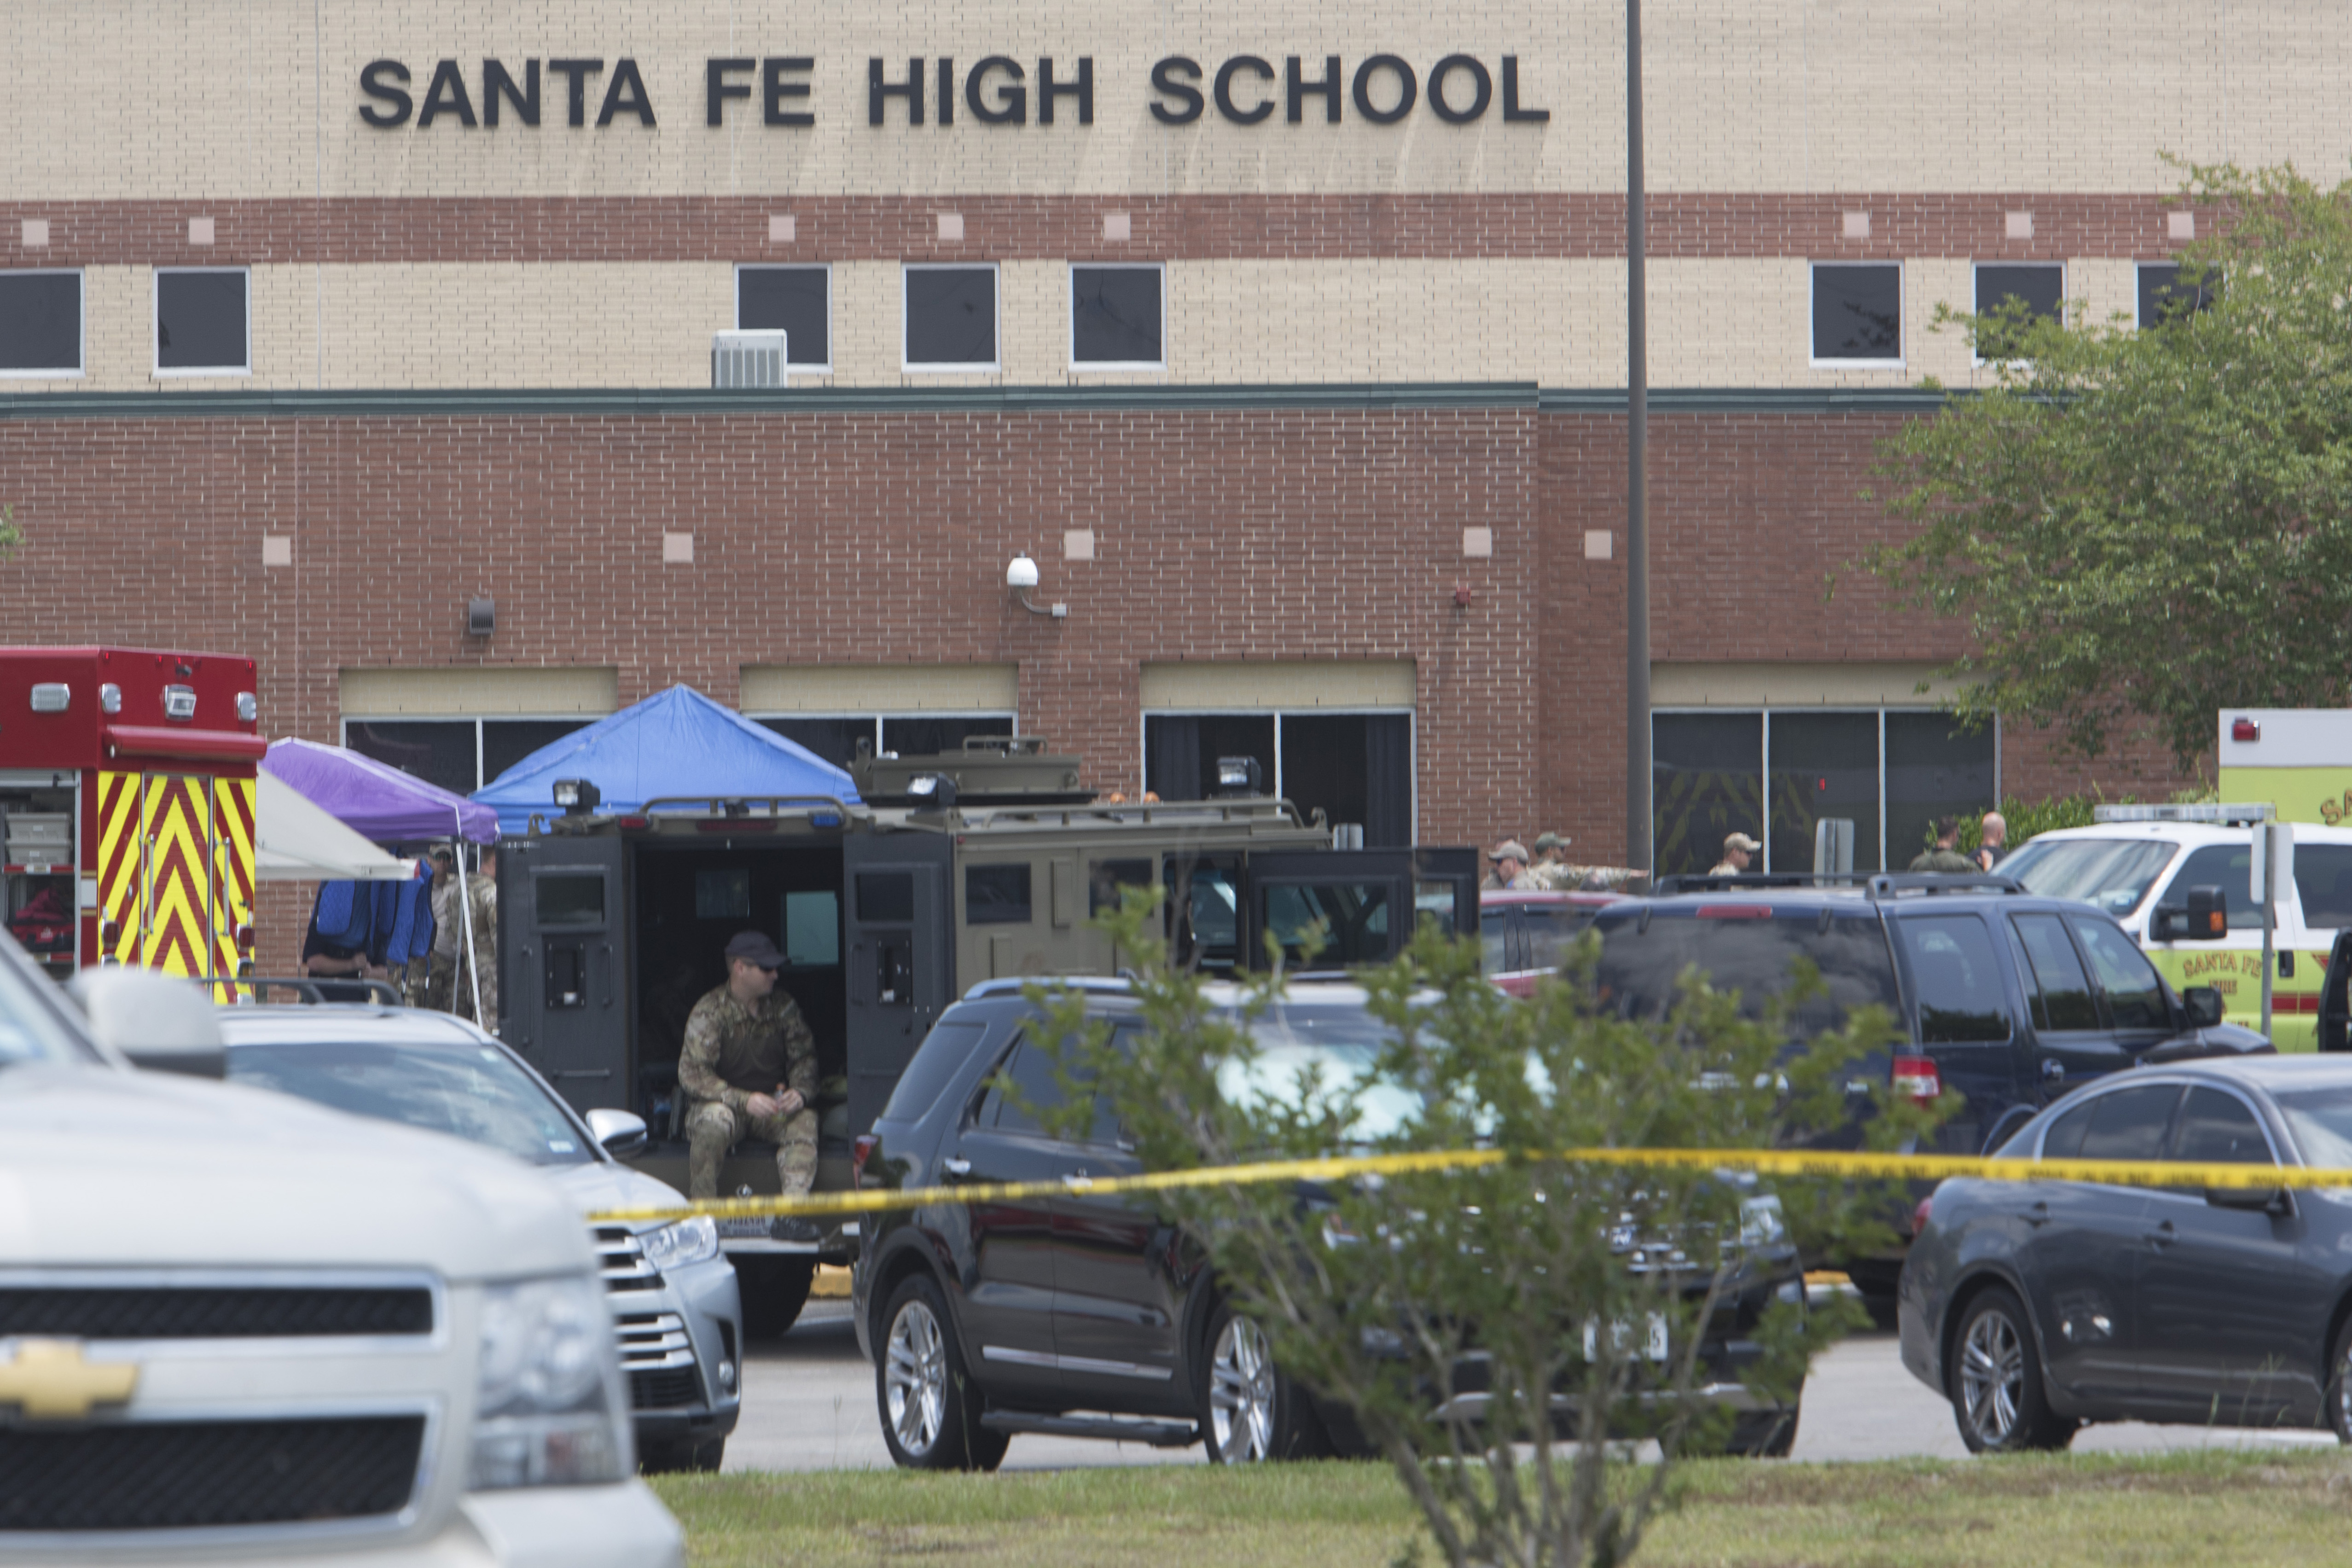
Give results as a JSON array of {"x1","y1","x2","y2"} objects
[
  {"x1": 418, "y1": 849, "x2": 458, "y2": 1010},
  {"x1": 452, "y1": 848, "x2": 499, "y2": 1035},
  {"x1": 1524, "y1": 832, "x2": 1573, "y2": 890},
  {"x1": 679, "y1": 930, "x2": 820, "y2": 1241}
]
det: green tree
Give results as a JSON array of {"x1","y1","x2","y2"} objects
[
  {"x1": 1032, "y1": 902, "x2": 1938, "y2": 1568},
  {"x1": 1858, "y1": 162, "x2": 2352, "y2": 770}
]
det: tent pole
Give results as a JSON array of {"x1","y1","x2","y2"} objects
[{"x1": 455, "y1": 806, "x2": 484, "y2": 1028}]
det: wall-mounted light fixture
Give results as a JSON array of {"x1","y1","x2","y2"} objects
[
  {"x1": 467, "y1": 597, "x2": 496, "y2": 637},
  {"x1": 1006, "y1": 555, "x2": 1067, "y2": 620}
]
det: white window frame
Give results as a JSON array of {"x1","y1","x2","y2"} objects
[
  {"x1": 153, "y1": 265, "x2": 252, "y2": 377},
  {"x1": 1806, "y1": 261, "x2": 1904, "y2": 370},
  {"x1": 339, "y1": 713, "x2": 597, "y2": 795},
  {"x1": 1069, "y1": 261, "x2": 1168, "y2": 372},
  {"x1": 0, "y1": 268, "x2": 85, "y2": 379},
  {"x1": 734, "y1": 262, "x2": 833, "y2": 374},
  {"x1": 902, "y1": 262, "x2": 1001, "y2": 373},
  {"x1": 1648, "y1": 706, "x2": 2002, "y2": 874},
  {"x1": 1137, "y1": 705, "x2": 1419, "y2": 843},
  {"x1": 1970, "y1": 260, "x2": 2064, "y2": 368}
]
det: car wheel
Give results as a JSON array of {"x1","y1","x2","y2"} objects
[
  {"x1": 1720, "y1": 1401, "x2": 1801, "y2": 1458},
  {"x1": 876, "y1": 1274, "x2": 1006, "y2": 1471},
  {"x1": 1197, "y1": 1301, "x2": 1327, "y2": 1464},
  {"x1": 1948, "y1": 1287, "x2": 2073, "y2": 1453},
  {"x1": 2324, "y1": 1318, "x2": 2352, "y2": 1444},
  {"x1": 738, "y1": 1256, "x2": 816, "y2": 1340}
]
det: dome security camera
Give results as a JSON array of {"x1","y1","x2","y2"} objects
[{"x1": 1005, "y1": 554, "x2": 1041, "y2": 590}]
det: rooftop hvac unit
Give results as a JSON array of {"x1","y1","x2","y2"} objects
[{"x1": 712, "y1": 331, "x2": 788, "y2": 389}]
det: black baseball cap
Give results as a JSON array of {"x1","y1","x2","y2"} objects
[{"x1": 725, "y1": 930, "x2": 784, "y2": 969}]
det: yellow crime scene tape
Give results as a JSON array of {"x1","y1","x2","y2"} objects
[{"x1": 586, "y1": 1144, "x2": 2352, "y2": 1227}]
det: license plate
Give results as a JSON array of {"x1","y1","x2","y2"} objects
[{"x1": 1584, "y1": 1313, "x2": 1669, "y2": 1363}]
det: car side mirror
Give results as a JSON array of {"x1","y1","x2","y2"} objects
[
  {"x1": 2155, "y1": 885, "x2": 2230, "y2": 941},
  {"x1": 585, "y1": 1107, "x2": 649, "y2": 1160},
  {"x1": 2206, "y1": 1183, "x2": 2292, "y2": 1217},
  {"x1": 65, "y1": 968, "x2": 227, "y2": 1079},
  {"x1": 2181, "y1": 985, "x2": 2226, "y2": 1029}
]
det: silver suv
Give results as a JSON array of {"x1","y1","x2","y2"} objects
[
  {"x1": 212, "y1": 1005, "x2": 745, "y2": 1473},
  {"x1": 0, "y1": 935, "x2": 681, "y2": 1562}
]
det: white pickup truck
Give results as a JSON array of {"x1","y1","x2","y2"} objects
[{"x1": 0, "y1": 935, "x2": 682, "y2": 1567}]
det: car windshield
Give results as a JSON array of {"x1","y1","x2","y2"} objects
[
  {"x1": 2268, "y1": 1085, "x2": 2352, "y2": 1169},
  {"x1": 224, "y1": 1034, "x2": 596, "y2": 1167},
  {"x1": 0, "y1": 939, "x2": 102, "y2": 1068},
  {"x1": 2000, "y1": 838, "x2": 2177, "y2": 918},
  {"x1": 1214, "y1": 1004, "x2": 1424, "y2": 1142},
  {"x1": 1592, "y1": 908, "x2": 1900, "y2": 1034}
]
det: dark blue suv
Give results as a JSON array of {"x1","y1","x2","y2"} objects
[{"x1": 1590, "y1": 874, "x2": 2271, "y2": 1303}]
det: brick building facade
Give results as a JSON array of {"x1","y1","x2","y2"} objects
[{"x1": 0, "y1": 0, "x2": 2305, "y2": 953}]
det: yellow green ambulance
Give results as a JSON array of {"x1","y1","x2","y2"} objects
[{"x1": 1997, "y1": 710, "x2": 2352, "y2": 1052}]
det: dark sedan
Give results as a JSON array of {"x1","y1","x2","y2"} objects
[{"x1": 1899, "y1": 1057, "x2": 2352, "y2": 1452}]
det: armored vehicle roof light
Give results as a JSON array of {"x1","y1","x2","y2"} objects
[
  {"x1": 906, "y1": 773, "x2": 959, "y2": 812},
  {"x1": 552, "y1": 778, "x2": 601, "y2": 814},
  {"x1": 1216, "y1": 756, "x2": 1264, "y2": 796}
]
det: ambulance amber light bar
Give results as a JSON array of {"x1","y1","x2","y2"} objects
[{"x1": 2095, "y1": 803, "x2": 2276, "y2": 825}]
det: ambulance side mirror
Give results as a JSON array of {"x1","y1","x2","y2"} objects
[{"x1": 2152, "y1": 884, "x2": 2228, "y2": 941}]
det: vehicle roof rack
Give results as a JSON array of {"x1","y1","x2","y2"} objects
[
  {"x1": 1651, "y1": 872, "x2": 1875, "y2": 895},
  {"x1": 1865, "y1": 873, "x2": 2025, "y2": 898},
  {"x1": 203, "y1": 975, "x2": 406, "y2": 1005},
  {"x1": 961, "y1": 974, "x2": 1138, "y2": 1002},
  {"x1": 2093, "y1": 803, "x2": 2276, "y2": 825},
  {"x1": 1650, "y1": 872, "x2": 2027, "y2": 900}
]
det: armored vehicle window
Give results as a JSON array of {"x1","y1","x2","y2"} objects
[
  {"x1": 536, "y1": 871, "x2": 606, "y2": 927},
  {"x1": 156, "y1": 267, "x2": 249, "y2": 373},
  {"x1": 1090, "y1": 858, "x2": 1155, "y2": 915},
  {"x1": 737, "y1": 264, "x2": 830, "y2": 368},
  {"x1": 0, "y1": 271, "x2": 81, "y2": 374},
  {"x1": 1071, "y1": 264, "x2": 1164, "y2": 367},
  {"x1": 784, "y1": 890, "x2": 839, "y2": 966},
  {"x1": 2008, "y1": 913, "x2": 2100, "y2": 1032},
  {"x1": 694, "y1": 868, "x2": 749, "y2": 920},
  {"x1": 966, "y1": 864, "x2": 1033, "y2": 926},
  {"x1": 1593, "y1": 907, "x2": 1899, "y2": 1036},
  {"x1": 2069, "y1": 916, "x2": 2169, "y2": 1030},
  {"x1": 2168, "y1": 1087, "x2": 2271, "y2": 1165},
  {"x1": 883, "y1": 1020, "x2": 988, "y2": 1123},
  {"x1": 1262, "y1": 880, "x2": 1392, "y2": 968},
  {"x1": 1894, "y1": 915, "x2": 2010, "y2": 1043},
  {"x1": 857, "y1": 871, "x2": 913, "y2": 924},
  {"x1": 904, "y1": 264, "x2": 998, "y2": 369}
]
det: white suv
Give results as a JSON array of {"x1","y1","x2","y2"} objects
[{"x1": 0, "y1": 935, "x2": 682, "y2": 1565}]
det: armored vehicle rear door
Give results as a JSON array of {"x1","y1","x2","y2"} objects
[
  {"x1": 1243, "y1": 850, "x2": 1423, "y2": 970},
  {"x1": 502, "y1": 835, "x2": 630, "y2": 1114},
  {"x1": 844, "y1": 831, "x2": 955, "y2": 1139}
]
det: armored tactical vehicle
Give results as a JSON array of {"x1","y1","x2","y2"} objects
[{"x1": 496, "y1": 738, "x2": 1477, "y2": 1334}]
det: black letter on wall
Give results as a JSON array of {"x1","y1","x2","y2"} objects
[
  {"x1": 1501, "y1": 57, "x2": 1549, "y2": 122},
  {"x1": 966, "y1": 57, "x2": 1026, "y2": 124},
  {"x1": 359, "y1": 59, "x2": 413, "y2": 127},
  {"x1": 418, "y1": 59, "x2": 478, "y2": 128},
  {"x1": 868, "y1": 57, "x2": 923, "y2": 125},
  {"x1": 708, "y1": 58, "x2": 753, "y2": 126},
  {"x1": 598, "y1": 58, "x2": 656, "y2": 126},
  {"x1": 1149, "y1": 57, "x2": 1203, "y2": 124},
  {"x1": 484, "y1": 59, "x2": 540, "y2": 127},
  {"x1": 1214, "y1": 56, "x2": 1274, "y2": 124},
  {"x1": 549, "y1": 59, "x2": 604, "y2": 126},
  {"x1": 1039, "y1": 57, "x2": 1092, "y2": 125},
  {"x1": 1286, "y1": 54, "x2": 1341, "y2": 124},
  {"x1": 1426, "y1": 55, "x2": 1491, "y2": 123},
  {"x1": 764, "y1": 58, "x2": 814, "y2": 126},
  {"x1": 1351, "y1": 55, "x2": 1416, "y2": 124}
]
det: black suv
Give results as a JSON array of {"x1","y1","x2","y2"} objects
[
  {"x1": 850, "y1": 977, "x2": 1804, "y2": 1469},
  {"x1": 1591, "y1": 874, "x2": 2271, "y2": 1299}
]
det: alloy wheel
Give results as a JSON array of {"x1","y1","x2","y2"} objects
[
  {"x1": 1959, "y1": 1307, "x2": 2026, "y2": 1446},
  {"x1": 1208, "y1": 1315, "x2": 1277, "y2": 1462},
  {"x1": 884, "y1": 1297, "x2": 948, "y2": 1458}
]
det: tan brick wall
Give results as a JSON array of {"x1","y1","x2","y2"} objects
[{"x1": 1, "y1": 1, "x2": 2343, "y2": 201}]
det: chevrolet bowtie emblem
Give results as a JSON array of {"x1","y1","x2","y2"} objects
[{"x1": 0, "y1": 1338, "x2": 139, "y2": 1421}]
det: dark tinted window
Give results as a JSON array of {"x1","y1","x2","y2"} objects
[
  {"x1": 2160, "y1": 843, "x2": 2261, "y2": 930},
  {"x1": 966, "y1": 863, "x2": 1033, "y2": 925},
  {"x1": 2009, "y1": 913, "x2": 2101, "y2": 1031},
  {"x1": 857, "y1": 871, "x2": 913, "y2": 924},
  {"x1": 0, "y1": 272, "x2": 81, "y2": 372},
  {"x1": 738, "y1": 266, "x2": 830, "y2": 366},
  {"x1": 1974, "y1": 263, "x2": 2063, "y2": 359},
  {"x1": 883, "y1": 1019, "x2": 989, "y2": 1122},
  {"x1": 157, "y1": 269, "x2": 249, "y2": 372},
  {"x1": 2070, "y1": 916, "x2": 2170, "y2": 1030},
  {"x1": 2077, "y1": 1084, "x2": 2181, "y2": 1162},
  {"x1": 1884, "y1": 713, "x2": 1997, "y2": 872},
  {"x1": 761, "y1": 716, "x2": 873, "y2": 770},
  {"x1": 2295, "y1": 844, "x2": 2352, "y2": 930},
  {"x1": 906, "y1": 266, "x2": 997, "y2": 366},
  {"x1": 1072, "y1": 265, "x2": 1163, "y2": 365},
  {"x1": 1593, "y1": 907, "x2": 1900, "y2": 1035},
  {"x1": 1894, "y1": 915, "x2": 2011, "y2": 1042},
  {"x1": 1770, "y1": 711, "x2": 1883, "y2": 875},
  {"x1": 2137, "y1": 262, "x2": 2214, "y2": 328},
  {"x1": 2041, "y1": 1096, "x2": 2098, "y2": 1160},
  {"x1": 978, "y1": 1036, "x2": 1074, "y2": 1134},
  {"x1": 1261, "y1": 880, "x2": 1392, "y2": 967},
  {"x1": 880, "y1": 715, "x2": 1014, "y2": 757},
  {"x1": 1525, "y1": 903, "x2": 1601, "y2": 971},
  {"x1": 536, "y1": 872, "x2": 605, "y2": 927},
  {"x1": 1090, "y1": 858, "x2": 1155, "y2": 915},
  {"x1": 1653, "y1": 713, "x2": 1763, "y2": 877},
  {"x1": 482, "y1": 719, "x2": 592, "y2": 786},
  {"x1": 343, "y1": 719, "x2": 476, "y2": 797},
  {"x1": 2169, "y1": 1086, "x2": 2271, "y2": 1165},
  {"x1": 1811, "y1": 263, "x2": 1900, "y2": 361}
]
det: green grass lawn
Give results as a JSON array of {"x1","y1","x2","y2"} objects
[{"x1": 653, "y1": 1448, "x2": 2352, "y2": 1568}]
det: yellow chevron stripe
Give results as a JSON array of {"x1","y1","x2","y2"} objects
[
  {"x1": 142, "y1": 776, "x2": 209, "y2": 979},
  {"x1": 95, "y1": 772, "x2": 141, "y2": 964},
  {"x1": 209, "y1": 777, "x2": 256, "y2": 1000}
]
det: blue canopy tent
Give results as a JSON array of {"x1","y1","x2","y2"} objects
[{"x1": 473, "y1": 685, "x2": 862, "y2": 836}]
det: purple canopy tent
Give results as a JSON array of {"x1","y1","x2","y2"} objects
[
  {"x1": 260, "y1": 738, "x2": 500, "y2": 845},
  {"x1": 260, "y1": 738, "x2": 499, "y2": 1023}
]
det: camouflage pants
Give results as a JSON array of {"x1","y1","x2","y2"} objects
[
  {"x1": 430, "y1": 951, "x2": 498, "y2": 1036},
  {"x1": 685, "y1": 1099, "x2": 818, "y2": 1201},
  {"x1": 423, "y1": 952, "x2": 456, "y2": 1012}
]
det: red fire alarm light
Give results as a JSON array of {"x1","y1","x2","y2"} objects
[{"x1": 2232, "y1": 717, "x2": 2260, "y2": 743}]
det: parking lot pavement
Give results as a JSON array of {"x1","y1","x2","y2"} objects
[{"x1": 727, "y1": 1308, "x2": 2339, "y2": 1473}]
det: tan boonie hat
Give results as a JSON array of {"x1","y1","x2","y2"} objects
[
  {"x1": 1488, "y1": 840, "x2": 1532, "y2": 863},
  {"x1": 1724, "y1": 832, "x2": 1763, "y2": 854},
  {"x1": 1534, "y1": 831, "x2": 1568, "y2": 853}
]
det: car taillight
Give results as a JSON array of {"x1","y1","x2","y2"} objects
[
  {"x1": 1891, "y1": 1053, "x2": 1942, "y2": 1103},
  {"x1": 1912, "y1": 1195, "x2": 1934, "y2": 1237},
  {"x1": 852, "y1": 1133, "x2": 879, "y2": 1191}
]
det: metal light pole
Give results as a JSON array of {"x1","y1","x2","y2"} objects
[{"x1": 1624, "y1": 0, "x2": 1652, "y2": 871}]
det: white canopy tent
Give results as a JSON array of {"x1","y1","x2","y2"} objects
[{"x1": 255, "y1": 771, "x2": 417, "y2": 883}]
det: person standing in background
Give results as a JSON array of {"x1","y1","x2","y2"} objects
[{"x1": 1976, "y1": 811, "x2": 2009, "y2": 871}]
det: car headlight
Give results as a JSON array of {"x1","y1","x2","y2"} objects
[
  {"x1": 640, "y1": 1214, "x2": 719, "y2": 1272},
  {"x1": 468, "y1": 1275, "x2": 630, "y2": 1490}
]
